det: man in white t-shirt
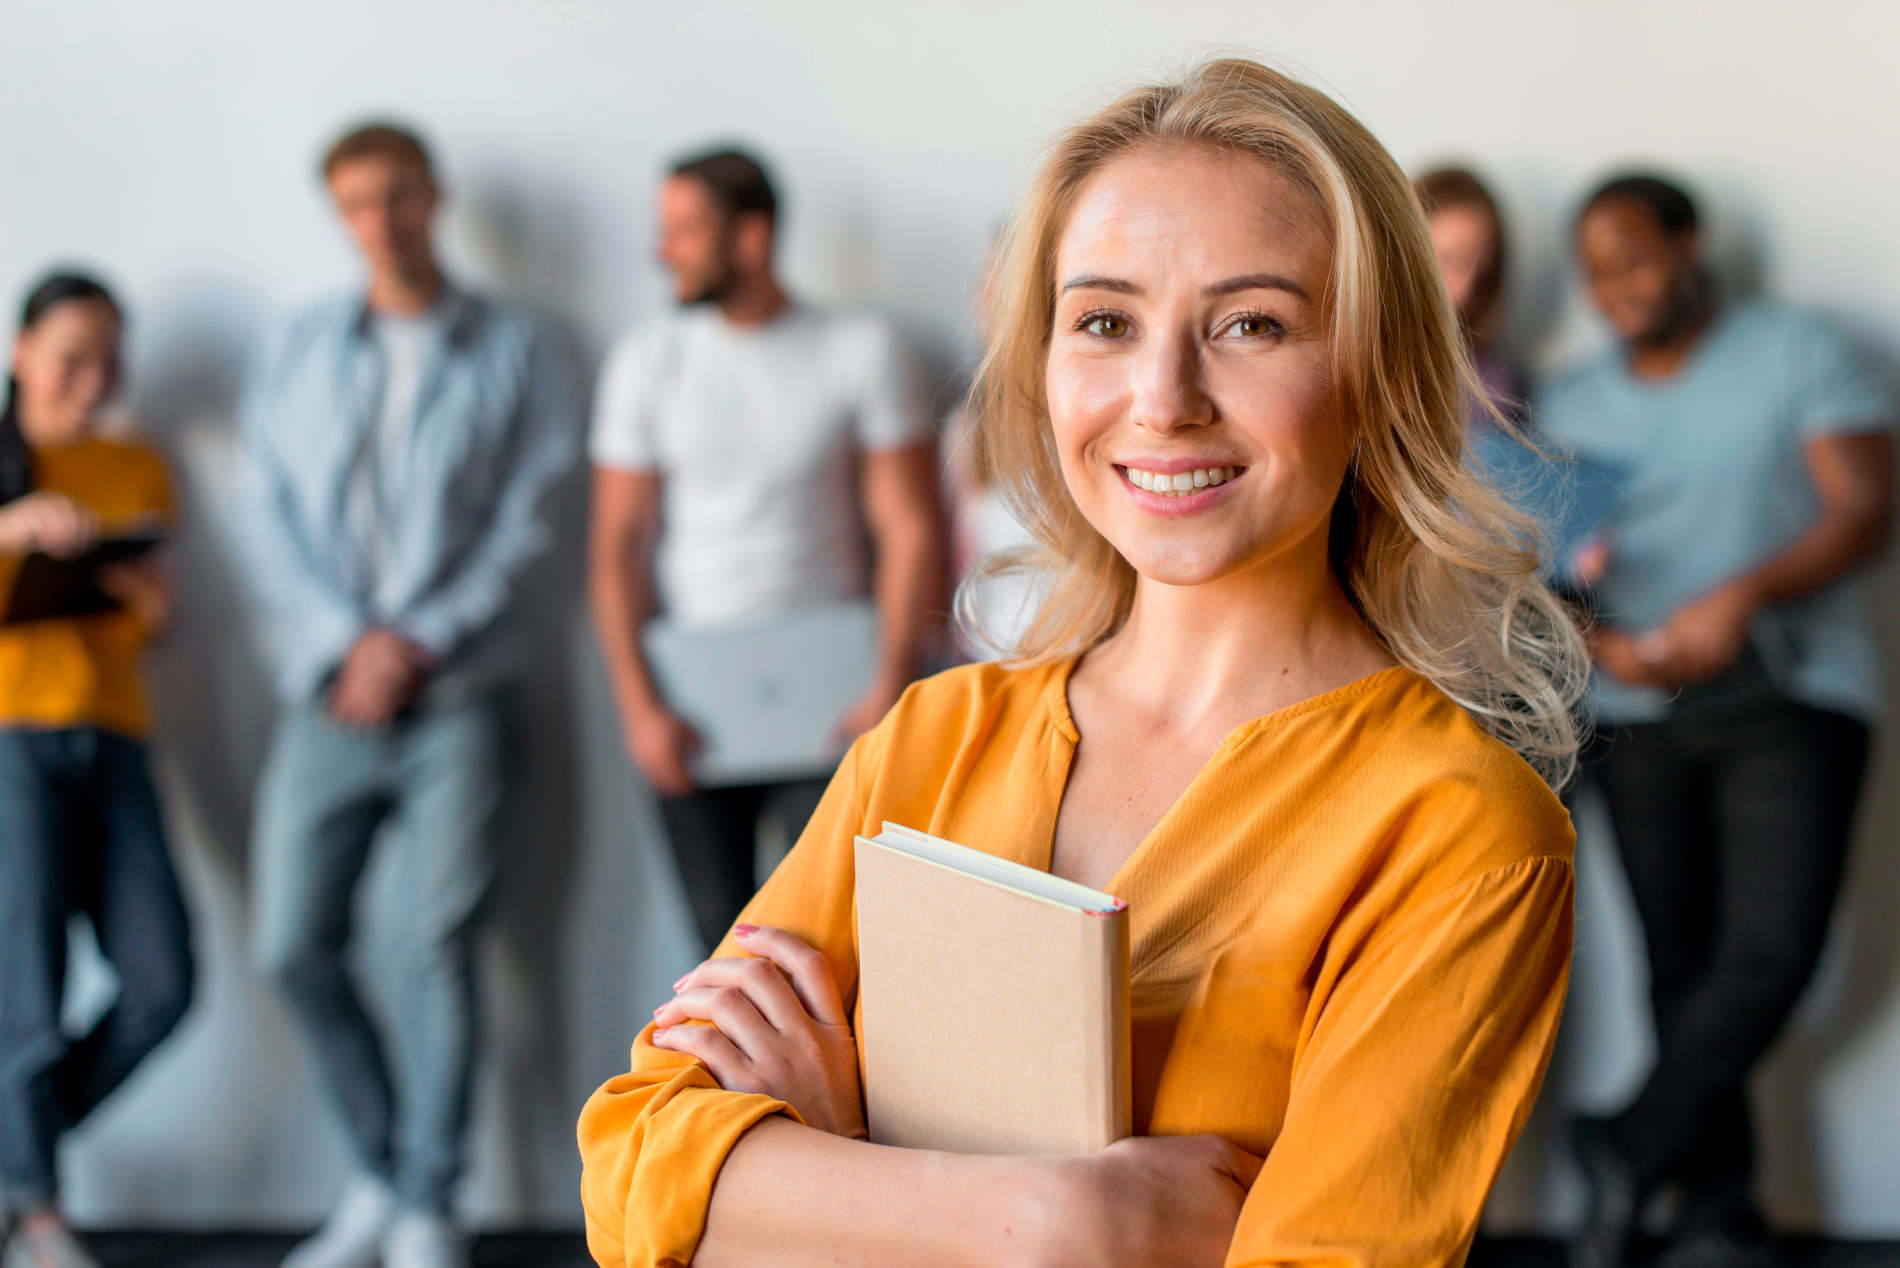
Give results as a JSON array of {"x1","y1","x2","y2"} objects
[{"x1": 589, "y1": 147, "x2": 944, "y2": 951}]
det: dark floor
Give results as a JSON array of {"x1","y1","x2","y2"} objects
[
  {"x1": 1469, "y1": 1239, "x2": 1900, "y2": 1268},
  {"x1": 82, "y1": 1232, "x2": 589, "y2": 1267},
  {"x1": 65, "y1": 1233, "x2": 1900, "y2": 1267},
  {"x1": 38, "y1": 1234, "x2": 557, "y2": 1268}
]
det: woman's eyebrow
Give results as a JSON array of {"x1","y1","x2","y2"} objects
[
  {"x1": 1205, "y1": 272, "x2": 1309, "y2": 300},
  {"x1": 1059, "y1": 274, "x2": 1139, "y2": 295},
  {"x1": 1058, "y1": 272, "x2": 1310, "y2": 300}
]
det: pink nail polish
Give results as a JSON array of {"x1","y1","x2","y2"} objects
[
  {"x1": 733, "y1": 923, "x2": 758, "y2": 936},
  {"x1": 672, "y1": 975, "x2": 689, "y2": 991}
]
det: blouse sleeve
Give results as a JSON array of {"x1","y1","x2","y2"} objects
[
  {"x1": 1225, "y1": 853, "x2": 1575, "y2": 1268},
  {"x1": 577, "y1": 725, "x2": 881, "y2": 1268}
]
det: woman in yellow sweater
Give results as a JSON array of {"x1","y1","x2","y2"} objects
[
  {"x1": 0, "y1": 273, "x2": 192, "y2": 1268},
  {"x1": 579, "y1": 59, "x2": 1588, "y2": 1268}
]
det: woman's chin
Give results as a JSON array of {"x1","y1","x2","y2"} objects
[{"x1": 1117, "y1": 546, "x2": 1248, "y2": 590}]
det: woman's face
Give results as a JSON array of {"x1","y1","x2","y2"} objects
[
  {"x1": 10, "y1": 297, "x2": 121, "y2": 445},
  {"x1": 1046, "y1": 144, "x2": 1344, "y2": 589},
  {"x1": 1427, "y1": 203, "x2": 1496, "y2": 326}
]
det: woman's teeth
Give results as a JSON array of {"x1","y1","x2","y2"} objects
[{"x1": 1123, "y1": 465, "x2": 1239, "y2": 496}]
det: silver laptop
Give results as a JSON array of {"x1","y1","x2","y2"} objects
[{"x1": 643, "y1": 600, "x2": 880, "y2": 787}]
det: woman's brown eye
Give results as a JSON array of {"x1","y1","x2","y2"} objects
[
  {"x1": 1087, "y1": 315, "x2": 1127, "y2": 337},
  {"x1": 1235, "y1": 316, "x2": 1270, "y2": 336}
]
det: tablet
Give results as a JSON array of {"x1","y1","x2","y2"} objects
[{"x1": 2, "y1": 528, "x2": 167, "y2": 625}]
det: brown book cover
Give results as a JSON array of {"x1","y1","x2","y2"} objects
[{"x1": 853, "y1": 822, "x2": 1131, "y2": 1155}]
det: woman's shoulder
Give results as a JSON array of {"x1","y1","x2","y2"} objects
[
  {"x1": 1352, "y1": 671, "x2": 1576, "y2": 883},
  {"x1": 834, "y1": 658, "x2": 1068, "y2": 835},
  {"x1": 873, "y1": 658, "x2": 1067, "y2": 749}
]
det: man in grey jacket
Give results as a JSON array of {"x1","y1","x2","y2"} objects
[{"x1": 238, "y1": 121, "x2": 576, "y2": 1268}]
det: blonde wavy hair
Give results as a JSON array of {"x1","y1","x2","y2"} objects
[{"x1": 960, "y1": 57, "x2": 1589, "y2": 786}]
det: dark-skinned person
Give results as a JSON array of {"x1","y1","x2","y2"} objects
[{"x1": 1540, "y1": 172, "x2": 1893, "y2": 1268}]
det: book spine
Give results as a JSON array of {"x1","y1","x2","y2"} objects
[{"x1": 1083, "y1": 904, "x2": 1133, "y2": 1149}]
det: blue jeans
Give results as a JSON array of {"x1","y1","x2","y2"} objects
[
  {"x1": 0, "y1": 728, "x2": 195, "y2": 1213},
  {"x1": 251, "y1": 693, "x2": 508, "y2": 1213}
]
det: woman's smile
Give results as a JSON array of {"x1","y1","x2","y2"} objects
[{"x1": 1114, "y1": 461, "x2": 1247, "y2": 515}]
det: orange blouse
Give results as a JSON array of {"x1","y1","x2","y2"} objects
[
  {"x1": 0, "y1": 436, "x2": 172, "y2": 738},
  {"x1": 579, "y1": 659, "x2": 1575, "y2": 1267}
]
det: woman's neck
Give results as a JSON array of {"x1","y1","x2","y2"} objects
[
  {"x1": 1082, "y1": 536, "x2": 1392, "y2": 733},
  {"x1": 12, "y1": 403, "x2": 87, "y2": 450}
]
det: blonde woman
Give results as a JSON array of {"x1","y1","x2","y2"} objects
[{"x1": 579, "y1": 58, "x2": 1587, "y2": 1268}]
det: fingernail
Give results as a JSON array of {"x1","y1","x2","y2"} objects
[
  {"x1": 733, "y1": 923, "x2": 758, "y2": 937},
  {"x1": 653, "y1": 1004, "x2": 666, "y2": 1017},
  {"x1": 672, "y1": 975, "x2": 689, "y2": 991}
]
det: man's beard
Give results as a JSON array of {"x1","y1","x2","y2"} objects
[
  {"x1": 1633, "y1": 269, "x2": 1711, "y2": 349},
  {"x1": 680, "y1": 262, "x2": 737, "y2": 308}
]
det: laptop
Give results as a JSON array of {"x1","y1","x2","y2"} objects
[{"x1": 643, "y1": 600, "x2": 880, "y2": 787}]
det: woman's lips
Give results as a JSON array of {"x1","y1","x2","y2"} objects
[{"x1": 1114, "y1": 463, "x2": 1247, "y2": 515}]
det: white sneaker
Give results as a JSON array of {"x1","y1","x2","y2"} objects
[
  {"x1": 1, "y1": 1220, "x2": 101, "y2": 1268},
  {"x1": 281, "y1": 1175, "x2": 398, "y2": 1268},
  {"x1": 381, "y1": 1211, "x2": 469, "y2": 1268}
]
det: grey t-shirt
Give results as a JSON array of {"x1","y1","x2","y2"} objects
[{"x1": 1538, "y1": 302, "x2": 1891, "y2": 723}]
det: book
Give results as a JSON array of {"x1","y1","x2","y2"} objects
[
  {"x1": 1, "y1": 526, "x2": 166, "y2": 625},
  {"x1": 853, "y1": 821, "x2": 1131, "y2": 1155}
]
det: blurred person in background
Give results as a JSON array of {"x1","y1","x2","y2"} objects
[
  {"x1": 1416, "y1": 165, "x2": 1610, "y2": 598},
  {"x1": 1416, "y1": 165, "x2": 1522, "y2": 428},
  {"x1": 1541, "y1": 172, "x2": 1893, "y2": 1268},
  {"x1": 589, "y1": 147, "x2": 944, "y2": 953},
  {"x1": 238, "y1": 122, "x2": 578, "y2": 1268},
  {"x1": 0, "y1": 272, "x2": 193, "y2": 1268}
]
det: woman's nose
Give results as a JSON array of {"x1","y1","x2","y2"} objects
[{"x1": 1128, "y1": 327, "x2": 1213, "y2": 434}]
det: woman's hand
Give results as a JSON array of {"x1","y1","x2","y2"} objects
[
  {"x1": 98, "y1": 556, "x2": 174, "y2": 633},
  {"x1": 0, "y1": 491, "x2": 100, "y2": 558},
  {"x1": 1054, "y1": 1135, "x2": 1263, "y2": 1267},
  {"x1": 653, "y1": 923, "x2": 868, "y2": 1139}
]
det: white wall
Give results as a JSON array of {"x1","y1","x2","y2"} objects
[{"x1": 4, "y1": 0, "x2": 1898, "y2": 1235}]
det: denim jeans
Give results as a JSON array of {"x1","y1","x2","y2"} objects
[
  {"x1": 0, "y1": 728, "x2": 195, "y2": 1213},
  {"x1": 251, "y1": 692, "x2": 508, "y2": 1214}
]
